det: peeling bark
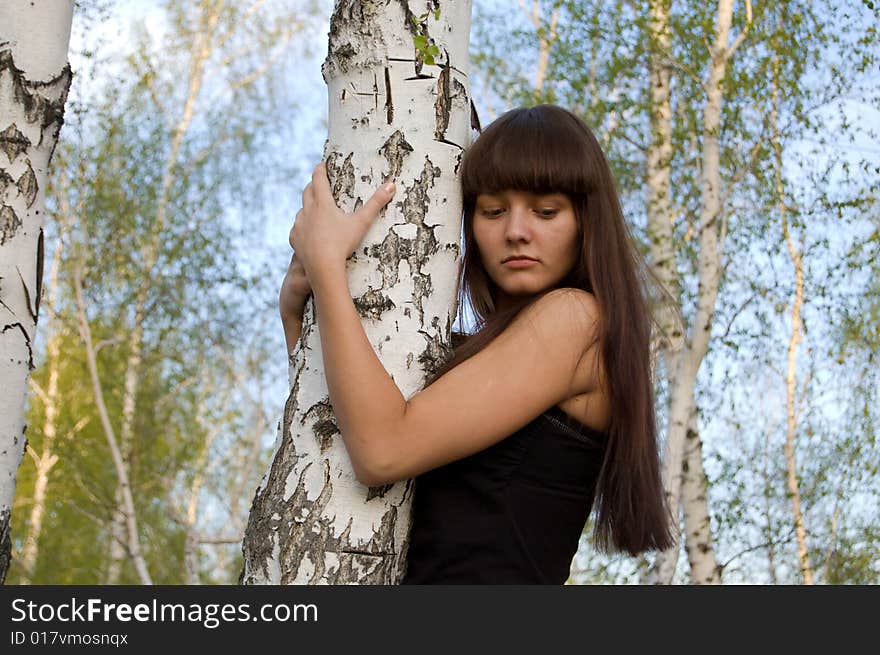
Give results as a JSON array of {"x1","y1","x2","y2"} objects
[
  {"x1": 0, "y1": 1, "x2": 73, "y2": 584},
  {"x1": 242, "y1": 0, "x2": 473, "y2": 585}
]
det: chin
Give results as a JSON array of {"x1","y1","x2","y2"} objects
[{"x1": 499, "y1": 281, "x2": 551, "y2": 297}]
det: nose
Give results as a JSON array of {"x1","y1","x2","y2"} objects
[{"x1": 503, "y1": 205, "x2": 532, "y2": 243}]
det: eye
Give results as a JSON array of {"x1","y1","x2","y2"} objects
[
  {"x1": 479, "y1": 207, "x2": 505, "y2": 218},
  {"x1": 535, "y1": 208, "x2": 559, "y2": 218}
]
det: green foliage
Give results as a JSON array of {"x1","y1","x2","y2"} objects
[{"x1": 411, "y1": 7, "x2": 442, "y2": 65}]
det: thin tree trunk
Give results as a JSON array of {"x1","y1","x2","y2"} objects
[
  {"x1": 241, "y1": 0, "x2": 474, "y2": 585},
  {"x1": 762, "y1": 419, "x2": 779, "y2": 584},
  {"x1": 520, "y1": 0, "x2": 559, "y2": 94},
  {"x1": 72, "y1": 265, "x2": 153, "y2": 585},
  {"x1": 682, "y1": 406, "x2": 720, "y2": 583},
  {"x1": 641, "y1": 0, "x2": 685, "y2": 584},
  {"x1": 0, "y1": 1, "x2": 73, "y2": 583},
  {"x1": 772, "y1": 42, "x2": 813, "y2": 585},
  {"x1": 647, "y1": 0, "x2": 750, "y2": 584},
  {"x1": 104, "y1": 2, "x2": 220, "y2": 582}
]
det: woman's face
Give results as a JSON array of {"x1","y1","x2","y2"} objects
[{"x1": 472, "y1": 190, "x2": 580, "y2": 311}]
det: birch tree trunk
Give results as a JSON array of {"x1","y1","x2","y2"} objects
[
  {"x1": 681, "y1": 405, "x2": 720, "y2": 583},
  {"x1": 241, "y1": 0, "x2": 473, "y2": 585},
  {"x1": 520, "y1": 0, "x2": 559, "y2": 94},
  {"x1": 645, "y1": 0, "x2": 750, "y2": 584},
  {"x1": 0, "y1": 0, "x2": 73, "y2": 584},
  {"x1": 104, "y1": 5, "x2": 219, "y2": 583},
  {"x1": 772, "y1": 44, "x2": 813, "y2": 585}
]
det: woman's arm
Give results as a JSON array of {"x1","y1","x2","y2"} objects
[
  {"x1": 281, "y1": 314, "x2": 303, "y2": 355},
  {"x1": 309, "y1": 279, "x2": 600, "y2": 485},
  {"x1": 310, "y1": 265, "x2": 408, "y2": 485},
  {"x1": 279, "y1": 250, "x2": 311, "y2": 355},
  {"x1": 293, "y1": 164, "x2": 604, "y2": 486}
]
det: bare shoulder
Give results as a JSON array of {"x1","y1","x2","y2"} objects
[{"x1": 507, "y1": 287, "x2": 601, "y2": 351}]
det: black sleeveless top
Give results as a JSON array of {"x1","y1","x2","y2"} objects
[{"x1": 401, "y1": 405, "x2": 606, "y2": 584}]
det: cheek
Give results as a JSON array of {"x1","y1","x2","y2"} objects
[
  {"x1": 472, "y1": 223, "x2": 495, "y2": 256},
  {"x1": 555, "y1": 222, "x2": 580, "y2": 269}
]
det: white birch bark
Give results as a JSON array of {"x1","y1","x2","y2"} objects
[
  {"x1": 0, "y1": 0, "x2": 73, "y2": 583},
  {"x1": 681, "y1": 406, "x2": 720, "y2": 583},
  {"x1": 773, "y1": 53, "x2": 813, "y2": 585},
  {"x1": 645, "y1": 0, "x2": 750, "y2": 584},
  {"x1": 241, "y1": 0, "x2": 473, "y2": 585}
]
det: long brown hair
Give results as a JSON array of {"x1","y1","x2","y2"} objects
[{"x1": 428, "y1": 105, "x2": 674, "y2": 555}]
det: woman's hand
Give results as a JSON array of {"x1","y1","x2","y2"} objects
[
  {"x1": 289, "y1": 162, "x2": 396, "y2": 282},
  {"x1": 279, "y1": 251, "x2": 311, "y2": 323}
]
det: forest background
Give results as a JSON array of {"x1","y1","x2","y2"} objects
[{"x1": 7, "y1": 0, "x2": 879, "y2": 585}]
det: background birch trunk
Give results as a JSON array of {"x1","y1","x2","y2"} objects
[
  {"x1": 241, "y1": 0, "x2": 473, "y2": 585},
  {"x1": 519, "y1": 0, "x2": 558, "y2": 94},
  {"x1": 646, "y1": 0, "x2": 750, "y2": 584},
  {"x1": 682, "y1": 406, "x2": 720, "y2": 582},
  {"x1": 0, "y1": 0, "x2": 73, "y2": 583},
  {"x1": 104, "y1": 4, "x2": 219, "y2": 583},
  {"x1": 772, "y1": 44, "x2": 814, "y2": 585}
]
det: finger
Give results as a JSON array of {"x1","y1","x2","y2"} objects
[
  {"x1": 311, "y1": 162, "x2": 334, "y2": 205},
  {"x1": 302, "y1": 183, "x2": 314, "y2": 209},
  {"x1": 289, "y1": 210, "x2": 302, "y2": 249},
  {"x1": 354, "y1": 180, "x2": 396, "y2": 223}
]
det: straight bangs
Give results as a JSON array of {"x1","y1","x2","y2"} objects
[{"x1": 460, "y1": 105, "x2": 599, "y2": 206}]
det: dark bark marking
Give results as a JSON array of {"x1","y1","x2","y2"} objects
[
  {"x1": 0, "y1": 124, "x2": 30, "y2": 163},
  {"x1": 0, "y1": 51, "x2": 71, "y2": 160},
  {"x1": 17, "y1": 267, "x2": 36, "y2": 324},
  {"x1": 0, "y1": 169, "x2": 14, "y2": 193},
  {"x1": 325, "y1": 0, "x2": 387, "y2": 78},
  {"x1": 16, "y1": 160, "x2": 37, "y2": 208},
  {"x1": 0, "y1": 507, "x2": 10, "y2": 585},
  {"x1": 326, "y1": 151, "x2": 356, "y2": 204},
  {"x1": 434, "y1": 66, "x2": 451, "y2": 141},
  {"x1": 0, "y1": 204, "x2": 21, "y2": 245},
  {"x1": 364, "y1": 156, "x2": 443, "y2": 326},
  {"x1": 35, "y1": 229, "x2": 43, "y2": 319},
  {"x1": 435, "y1": 70, "x2": 469, "y2": 144},
  {"x1": 303, "y1": 400, "x2": 340, "y2": 452},
  {"x1": 353, "y1": 287, "x2": 396, "y2": 320},
  {"x1": 384, "y1": 67, "x2": 393, "y2": 124},
  {"x1": 470, "y1": 99, "x2": 482, "y2": 132},
  {"x1": 240, "y1": 361, "x2": 306, "y2": 583},
  {"x1": 2, "y1": 322, "x2": 34, "y2": 369},
  {"x1": 365, "y1": 483, "x2": 394, "y2": 501},
  {"x1": 418, "y1": 316, "x2": 451, "y2": 380},
  {"x1": 378, "y1": 130, "x2": 413, "y2": 182}
]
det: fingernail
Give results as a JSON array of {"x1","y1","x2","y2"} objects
[{"x1": 384, "y1": 182, "x2": 395, "y2": 193}]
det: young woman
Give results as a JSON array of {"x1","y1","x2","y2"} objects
[{"x1": 280, "y1": 105, "x2": 674, "y2": 584}]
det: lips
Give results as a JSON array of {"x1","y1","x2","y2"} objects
[{"x1": 502, "y1": 255, "x2": 538, "y2": 263}]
